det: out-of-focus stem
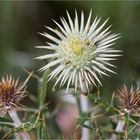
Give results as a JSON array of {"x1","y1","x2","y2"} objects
[
  {"x1": 8, "y1": 110, "x2": 31, "y2": 140},
  {"x1": 111, "y1": 113, "x2": 125, "y2": 140},
  {"x1": 116, "y1": 120, "x2": 125, "y2": 132},
  {"x1": 37, "y1": 70, "x2": 49, "y2": 139},
  {"x1": 80, "y1": 94, "x2": 90, "y2": 140},
  {"x1": 124, "y1": 113, "x2": 129, "y2": 140},
  {"x1": 124, "y1": 121, "x2": 128, "y2": 140}
]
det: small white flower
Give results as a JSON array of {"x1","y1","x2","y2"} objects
[{"x1": 36, "y1": 10, "x2": 121, "y2": 92}]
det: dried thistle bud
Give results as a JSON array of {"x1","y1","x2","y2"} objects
[
  {"x1": 116, "y1": 84, "x2": 140, "y2": 116},
  {"x1": 0, "y1": 75, "x2": 28, "y2": 116}
]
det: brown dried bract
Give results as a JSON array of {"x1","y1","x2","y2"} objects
[
  {"x1": 0, "y1": 75, "x2": 30, "y2": 116},
  {"x1": 116, "y1": 84, "x2": 140, "y2": 116}
]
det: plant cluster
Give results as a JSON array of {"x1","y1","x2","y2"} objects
[{"x1": 0, "y1": 10, "x2": 140, "y2": 140}]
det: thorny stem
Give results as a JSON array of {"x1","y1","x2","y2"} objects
[{"x1": 8, "y1": 110, "x2": 31, "y2": 140}]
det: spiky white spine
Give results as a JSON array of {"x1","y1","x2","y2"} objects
[{"x1": 36, "y1": 10, "x2": 121, "y2": 92}]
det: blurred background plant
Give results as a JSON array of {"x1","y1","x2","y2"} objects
[{"x1": 0, "y1": 1, "x2": 140, "y2": 139}]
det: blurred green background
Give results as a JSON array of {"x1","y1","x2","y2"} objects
[{"x1": 0, "y1": 1, "x2": 140, "y2": 98}]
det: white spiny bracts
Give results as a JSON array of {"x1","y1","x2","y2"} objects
[{"x1": 36, "y1": 10, "x2": 121, "y2": 92}]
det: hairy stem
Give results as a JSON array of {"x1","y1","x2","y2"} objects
[{"x1": 8, "y1": 110, "x2": 31, "y2": 140}]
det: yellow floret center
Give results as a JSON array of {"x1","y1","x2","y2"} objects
[
  {"x1": 58, "y1": 37, "x2": 94, "y2": 69},
  {"x1": 71, "y1": 39, "x2": 85, "y2": 56}
]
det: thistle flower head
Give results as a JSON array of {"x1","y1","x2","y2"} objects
[
  {"x1": 36, "y1": 10, "x2": 121, "y2": 92},
  {"x1": 116, "y1": 84, "x2": 140, "y2": 116},
  {"x1": 0, "y1": 75, "x2": 27, "y2": 116}
]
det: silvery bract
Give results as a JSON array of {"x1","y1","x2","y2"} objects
[{"x1": 36, "y1": 10, "x2": 121, "y2": 92}]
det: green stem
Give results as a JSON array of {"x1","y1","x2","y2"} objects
[
  {"x1": 39, "y1": 70, "x2": 49, "y2": 106},
  {"x1": 124, "y1": 113, "x2": 129, "y2": 140},
  {"x1": 37, "y1": 70, "x2": 49, "y2": 139}
]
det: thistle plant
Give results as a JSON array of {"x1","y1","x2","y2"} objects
[
  {"x1": 35, "y1": 10, "x2": 121, "y2": 140},
  {"x1": 4, "y1": 8, "x2": 140, "y2": 140},
  {"x1": 116, "y1": 84, "x2": 140, "y2": 116},
  {"x1": 0, "y1": 75, "x2": 26, "y2": 116},
  {"x1": 36, "y1": 10, "x2": 121, "y2": 93},
  {"x1": 0, "y1": 75, "x2": 31, "y2": 140},
  {"x1": 0, "y1": 7, "x2": 140, "y2": 140},
  {"x1": 110, "y1": 85, "x2": 140, "y2": 140}
]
